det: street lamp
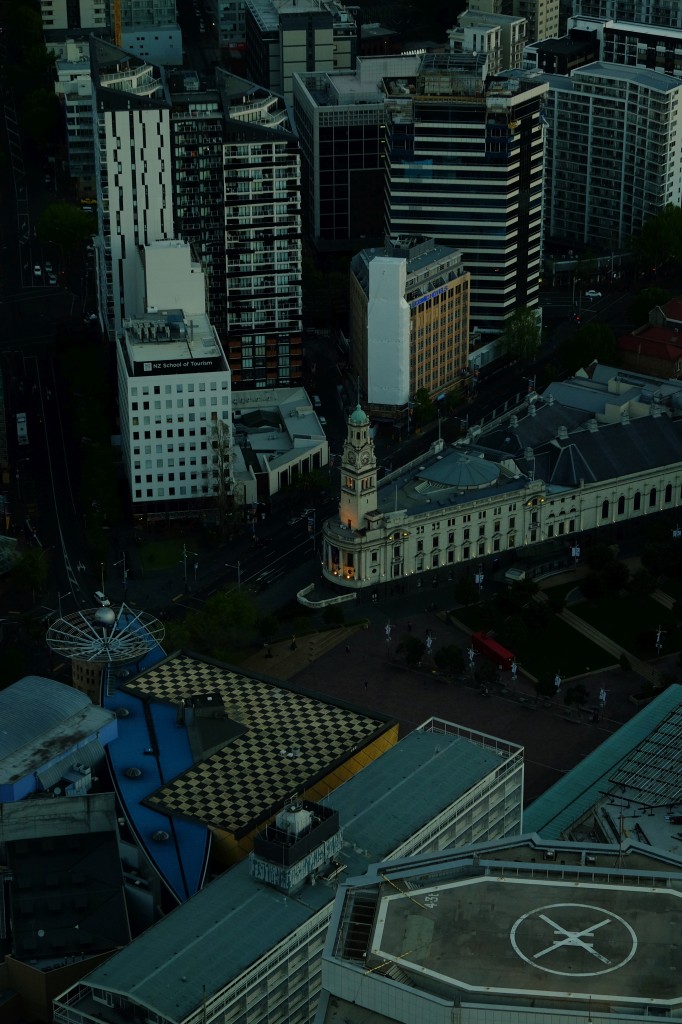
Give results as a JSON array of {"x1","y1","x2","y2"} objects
[
  {"x1": 115, "y1": 552, "x2": 128, "y2": 598},
  {"x1": 181, "y1": 544, "x2": 198, "y2": 592},
  {"x1": 225, "y1": 561, "x2": 241, "y2": 590}
]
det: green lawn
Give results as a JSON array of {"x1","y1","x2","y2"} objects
[
  {"x1": 571, "y1": 594, "x2": 682, "y2": 657},
  {"x1": 452, "y1": 605, "x2": 614, "y2": 679},
  {"x1": 139, "y1": 538, "x2": 188, "y2": 572}
]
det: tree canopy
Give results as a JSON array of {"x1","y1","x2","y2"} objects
[
  {"x1": 558, "y1": 323, "x2": 618, "y2": 374},
  {"x1": 499, "y1": 306, "x2": 541, "y2": 360},
  {"x1": 628, "y1": 287, "x2": 671, "y2": 328},
  {"x1": 37, "y1": 203, "x2": 94, "y2": 253},
  {"x1": 634, "y1": 204, "x2": 682, "y2": 272}
]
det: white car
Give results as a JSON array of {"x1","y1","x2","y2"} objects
[
  {"x1": 47, "y1": 272, "x2": 57, "y2": 285},
  {"x1": 94, "y1": 591, "x2": 111, "y2": 607},
  {"x1": 585, "y1": 290, "x2": 602, "y2": 299},
  {"x1": 33, "y1": 264, "x2": 42, "y2": 278},
  {"x1": 44, "y1": 260, "x2": 53, "y2": 273}
]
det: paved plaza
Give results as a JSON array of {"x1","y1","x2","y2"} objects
[{"x1": 243, "y1": 568, "x2": 680, "y2": 806}]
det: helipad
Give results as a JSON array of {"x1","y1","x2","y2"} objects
[{"x1": 370, "y1": 875, "x2": 682, "y2": 1004}]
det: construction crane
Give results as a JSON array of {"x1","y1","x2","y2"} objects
[{"x1": 113, "y1": 0, "x2": 122, "y2": 46}]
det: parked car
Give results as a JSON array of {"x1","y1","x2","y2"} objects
[
  {"x1": 585, "y1": 290, "x2": 602, "y2": 299},
  {"x1": 47, "y1": 272, "x2": 57, "y2": 285},
  {"x1": 44, "y1": 260, "x2": 53, "y2": 273},
  {"x1": 33, "y1": 264, "x2": 42, "y2": 278}
]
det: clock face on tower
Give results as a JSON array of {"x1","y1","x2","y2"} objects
[
  {"x1": 360, "y1": 450, "x2": 372, "y2": 466},
  {"x1": 346, "y1": 449, "x2": 356, "y2": 466}
]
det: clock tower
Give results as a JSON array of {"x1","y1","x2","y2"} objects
[{"x1": 339, "y1": 405, "x2": 377, "y2": 530}]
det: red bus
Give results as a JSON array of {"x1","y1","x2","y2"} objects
[{"x1": 471, "y1": 631, "x2": 515, "y2": 671}]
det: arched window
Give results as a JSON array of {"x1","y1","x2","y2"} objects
[
  {"x1": 601, "y1": 499, "x2": 609, "y2": 519},
  {"x1": 665, "y1": 483, "x2": 673, "y2": 503},
  {"x1": 633, "y1": 491, "x2": 641, "y2": 511},
  {"x1": 649, "y1": 487, "x2": 657, "y2": 507},
  {"x1": 617, "y1": 495, "x2": 625, "y2": 515}
]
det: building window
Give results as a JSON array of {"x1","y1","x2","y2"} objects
[
  {"x1": 633, "y1": 491, "x2": 641, "y2": 511},
  {"x1": 665, "y1": 483, "x2": 673, "y2": 503},
  {"x1": 432, "y1": 554, "x2": 439, "y2": 568},
  {"x1": 432, "y1": 537, "x2": 439, "y2": 548},
  {"x1": 601, "y1": 499, "x2": 609, "y2": 519},
  {"x1": 617, "y1": 495, "x2": 625, "y2": 515},
  {"x1": 649, "y1": 487, "x2": 657, "y2": 507},
  {"x1": 371, "y1": 551, "x2": 378, "y2": 562},
  {"x1": 463, "y1": 546, "x2": 470, "y2": 560},
  {"x1": 417, "y1": 540, "x2": 423, "y2": 552}
]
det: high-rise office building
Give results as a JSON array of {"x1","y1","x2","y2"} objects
[
  {"x1": 511, "y1": 0, "x2": 560, "y2": 43},
  {"x1": 245, "y1": 0, "x2": 358, "y2": 104},
  {"x1": 169, "y1": 71, "x2": 303, "y2": 389},
  {"x1": 383, "y1": 54, "x2": 548, "y2": 344},
  {"x1": 91, "y1": 39, "x2": 174, "y2": 336},
  {"x1": 39, "y1": 0, "x2": 108, "y2": 32},
  {"x1": 569, "y1": 14, "x2": 682, "y2": 79},
  {"x1": 545, "y1": 62, "x2": 682, "y2": 247},
  {"x1": 572, "y1": 0, "x2": 682, "y2": 27},
  {"x1": 293, "y1": 55, "x2": 421, "y2": 252}
]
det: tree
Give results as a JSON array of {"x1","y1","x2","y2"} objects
[
  {"x1": 454, "y1": 574, "x2": 479, "y2": 606},
  {"x1": 23, "y1": 89, "x2": 61, "y2": 151},
  {"x1": 397, "y1": 635, "x2": 426, "y2": 669},
  {"x1": 37, "y1": 203, "x2": 94, "y2": 254},
  {"x1": 12, "y1": 547, "x2": 49, "y2": 596},
  {"x1": 628, "y1": 287, "x2": 671, "y2": 328},
  {"x1": 499, "y1": 306, "x2": 541, "y2": 360},
  {"x1": 433, "y1": 644, "x2": 466, "y2": 676},
  {"x1": 412, "y1": 387, "x2": 435, "y2": 426},
  {"x1": 634, "y1": 204, "x2": 682, "y2": 273},
  {"x1": 558, "y1": 323, "x2": 617, "y2": 374},
  {"x1": 211, "y1": 417, "x2": 233, "y2": 529}
]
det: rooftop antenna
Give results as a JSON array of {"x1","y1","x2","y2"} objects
[{"x1": 356, "y1": 376, "x2": 360, "y2": 408}]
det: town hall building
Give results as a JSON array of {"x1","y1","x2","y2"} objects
[{"x1": 322, "y1": 364, "x2": 682, "y2": 588}]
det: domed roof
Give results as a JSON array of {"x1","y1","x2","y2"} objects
[{"x1": 349, "y1": 404, "x2": 369, "y2": 426}]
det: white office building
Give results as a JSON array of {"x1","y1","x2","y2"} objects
[
  {"x1": 448, "y1": 10, "x2": 527, "y2": 75},
  {"x1": 91, "y1": 39, "x2": 174, "y2": 336},
  {"x1": 545, "y1": 62, "x2": 682, "y2": 247},
  {"x1": 116, "y1": 241, "x2": 232, "y2": 515},
  {"x1": 349, "y1": 237, "x2": 470, "y2": 419},
  {"x1": 40, "y1": 0, "x2": 108, "y2": 32}
]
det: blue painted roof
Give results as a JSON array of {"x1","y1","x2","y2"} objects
[{"x1": 104, "y1": 645, "x2": 210, "y2": 904}]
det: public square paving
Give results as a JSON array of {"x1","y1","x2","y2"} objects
[{"x1": 246, "y1": 606, "x2": 679, "y2": 807}]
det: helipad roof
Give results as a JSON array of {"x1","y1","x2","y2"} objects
[{"x1": 370, "y1": 874, "x2": 682, "y2": 1005}]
